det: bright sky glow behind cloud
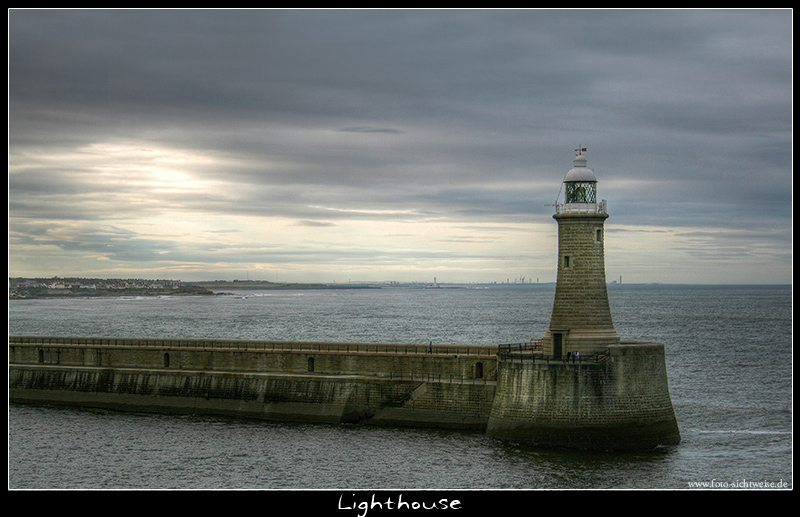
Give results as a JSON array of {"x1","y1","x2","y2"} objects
[{"x1": 8, "y1": 9, "x2": 792, "y2": 284}]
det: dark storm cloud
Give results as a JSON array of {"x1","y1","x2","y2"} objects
[{"x1": 8, "y1": 9, "x2": 792, "y2": 282}]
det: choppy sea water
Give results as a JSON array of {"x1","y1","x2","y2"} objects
[{"x1": 8, "y1": 285, "x2": 792, "y2": 491}]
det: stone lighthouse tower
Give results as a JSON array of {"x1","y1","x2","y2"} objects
[
  {"x1": 486, "y1": 148, "x2": 680, "y2": 450},
  {"x1": 542, "y1": 149, "x2": 620, "y2": 359}
]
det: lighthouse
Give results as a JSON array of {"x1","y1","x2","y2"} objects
[
  {"x1": 542, "y1": 149, "x2": 620, "y2": 359},
  {"x1": 486, "y1": 147, "x2": 680, "y2": 450}
]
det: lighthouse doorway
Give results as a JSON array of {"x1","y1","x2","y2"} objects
[{"x1": 553, "y1": 332, "x2": 563, "y2": 359}]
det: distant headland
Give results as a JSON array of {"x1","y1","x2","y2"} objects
[
  {"x1": 8, "y1": 277, "x2": 213, "y2": 299},
  {"x1": 7, "y1": 277, "x2": 377, "y2": 299}
]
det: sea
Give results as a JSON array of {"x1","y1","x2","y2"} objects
[{"x1": 7, "y1": 284, "x2": 793, "y2": 494}]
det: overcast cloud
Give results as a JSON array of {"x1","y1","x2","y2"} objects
[{"x1": 8, "y1": 9, "x2": 792, "y2": 284}]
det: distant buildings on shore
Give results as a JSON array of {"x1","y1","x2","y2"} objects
[{"x1": 9, "y1": 277, "x2": 183, "y2": 292}]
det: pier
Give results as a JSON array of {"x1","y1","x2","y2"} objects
[{"x1": 8, "y1": 151, "x2": 681, "y2": 450}]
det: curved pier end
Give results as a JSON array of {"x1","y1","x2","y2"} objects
[{"x1": 486, "y1": 342, "x2": 681, "y2": 451}]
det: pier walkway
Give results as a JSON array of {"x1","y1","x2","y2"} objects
[{"x1": 9, "y1": 335, "x2": 497, "y2": 357}]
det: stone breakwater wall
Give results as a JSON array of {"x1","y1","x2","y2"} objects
[
  {"x1": 8, "y1": 336, "x2": 498, "y2": 430},
  {"x1": 9, "y1": 336, "x2": 680, "y2": 449}
]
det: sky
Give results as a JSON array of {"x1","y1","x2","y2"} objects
[{"x1": 8, "y1": 9, "x2": 793, "y2": 285}]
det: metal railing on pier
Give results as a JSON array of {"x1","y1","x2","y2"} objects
[
  {"x1": 497, "y1": 339, "x2": 607, "y2": 365},
  {"x1": 498, "y1": 339, "x2": 542, "y2": 354}
]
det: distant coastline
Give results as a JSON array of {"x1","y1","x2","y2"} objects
[
  {"x1": 8, "y1": 285, "x2": 216, "y2": 300},
  {"x1": 7, "y1": 277, "x2": 377, "y2": 299},
  {"x1": 9, "y1": 277, "x2": 786, "y2": 300}
]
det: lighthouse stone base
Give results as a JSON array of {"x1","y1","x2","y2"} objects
[{"x1": 486, "y1": 341, "x2": 681, "y2": 450}]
